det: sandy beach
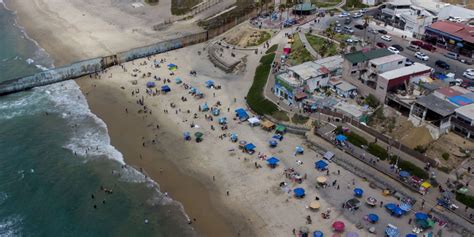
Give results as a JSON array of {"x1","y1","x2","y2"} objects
[{"x1": 5, "y1": 0, "x2": 463, "y2": 236}]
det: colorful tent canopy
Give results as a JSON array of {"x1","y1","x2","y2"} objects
[
  {"x1": 335, "y1": 134, "x2": 347, "y2": 142},
  {"x1": 384, "y1": 203, "x2": 397, "y2": 211},
  {"x1": 267, "y1": 157, "x2": 280, "y2": 165},
  {"x1": 421, "y1": 182, "x2": 431, "y2": 189},
  {"x1": 230, "y1": 133, "x2": 238, "y2": 141},
  {"x1": 272, "y1": 134, "x2": 283, "y2": 141},
  {"x1": 368, "y1": 213, "x2": 379, "y2": 223},
  {"x1": 146, "y1": 81, "x2": 156, "y2": 88},
  {"x1": 194, "y1": 132, "x2": 204, "y2": 138},
  {"x1": 295, "y1": 146, "x2": 304, "y2": 153},
  {"x1": 205, "y1": 80, "x2": 215, "y2": 88},
  {"x1": 399, "y1": 171, "x2": 410, "y2": 177},
  {"x1": 415, "y1": 212, "x2": 428, "y2": 220},
  {"x1": 201, "y1": 103, "x2": 209, "y2": 111},
  {"x1": 248, "y1": 117, "x2": 261, "y2": 125},
  {"x1": 235, "y1": 108, "x2": 249, "y2": 121},
  {"x1": 183, "y1": 132, "x2": 190, "y2": 139},
  {"x1": 244, "y1": 143, "x2": 256, "y2": 151},
  {"x1": 315, "y1": 160, "x2": 328, "y2": 170},
  {"x1": 399, "y1": 202, "x2": 412, "y2": 212},
  {"x1": 175, "y1": 77, "x2": 182, "y2": 84},
  {"x1": 313, "y1": 231, "x2": 324, "y2": 237},
  {"x1": 332, "y1": 221, "x2": 345, "y2": 232},
  {"x1": 269, "y1": 140, "x2": 278, "y2": 147},
  {"x1": 392, "y1": 207, "x2": 404, "y2": 216},
  {"x1": 275, "y1": 124, "x2": 286, "y2": 133},
  {"x1": 294, "y1": 188, "x2": 305, "y2": 197},
  {"x1": 161, "y1": 85, "x2": 171, "y2": 92},
  {"x1": 261, "y1": 120, "x2": 275, "y2": 130},
  {"x1": 354, "y1": 188, "x2": 364, "y2": 197},
  {"x1": 385, "y1": 224, "x2": 399, "y2": 237}
]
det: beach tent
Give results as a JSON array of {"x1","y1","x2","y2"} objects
[
  {"x1": 275, "y1": 124, "x2": 286, "y2": 134},
  {"x1": 161, "y1": 85, "x2": 171, "y2": 92},
  {"x1": 194, "y1": 132, "x2": 204, "y2": 142},
  {"x1": 190, "y1": 87, "x2": 197, "y2": 94},
  {"x1": 315, "y1": 160, "x2": 328, "y2": 170},
  {"x1": 183, "y1": 132, "x2": 191, "y2": 141},
  {"x1": 235, "y1": 108, "x2": 249, "y2": 121},
  {"x1": 294, "y1": 188, "x2": 305, "y2": 198},
  {"x1": 399, "y1": 171, "x2": 410, "y2": 178},
  {"x1": 313, "y1": 231, "x2": 323, "y2": 237},
  {"x1": 212, "y1": 108, "x2": 220, "y2": 116},
  {"x1": 269, "y1": 139, "x2": 278, "y2": 147},
  {"x1": 392, "y1": 207, "x2": 404, "y2": 217},
  {"x1": 353, "y1": 188, "x2": 364, "y2": 197},
  {"x1": 323, "y1": 151, "x2": 334, "y2": 161},
  {"x1": 332, "y1": 221, "x2": 345, "y2": 232},
  {"x1": 272, "y1": 134, "x2": 284, "y2": 141},
  {"x1": 244, "y1": 143, "x2": 256, "y2": 152},
  {"x1": 219, "y1": 117, "x2": 227, "y2": 125},
  {"x1": 266, "y1": 157, "x2": 280, "y2": 167},
  {"x1": 316, "y1": 176, "x2": 327, "y2": 183},
  {"x1": 261, "y1": 120, "x2": 275, "y2": 131},
  {"x1": 230, "y1": 133, "x2": 238, "y2": 142},
  {"x1": 309, "y1": 201, "x2": 321, "y2": 210},
  {"x1": 367, "y1": 213, "x2": 379, "y2": 223},
  {"x1": 415, "y1": 219, "x2": 435, "y2": 229},
  {"x1": 175, "y1": 77, "x2": 182, "y2": 84},
  {"x1": 335, "y1": 134, "x2": 347, "y2": 142},
  {"x1": 415, "y1": 212, "x2": 428, "y2": 220},
  {"x1": 248, "y1": 117, "x2": 261, "y2": 126},
  {"x1": 205, "y1": 80, "x2": 215, "y2": 88},
  {"x1": 295, "y1": 146, "x2": 304, "y2": 154},
  {"x1": 200, "y1": 103, "x2": 209, "y2": 112},
  {"x1": 146, "y1": 81, "x2": 156, "y2": 88},
  {"x1": 167, "y1": 63, "x2": 178, "y2": 71}
]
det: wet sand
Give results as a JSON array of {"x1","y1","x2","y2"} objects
[{"x1": 78, "y1": 79, "x2": 254, "y2": 237}]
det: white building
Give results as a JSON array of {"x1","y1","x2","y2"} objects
[
  {"x1": 361, "y1": 54, "x2": 406, "y2": 88},
  {"x1": 362, "y1": 0, "x2": 383, "y2": 6},
  {"x1": 438, "y1": 5, "x2": 474, "y2": 22}
]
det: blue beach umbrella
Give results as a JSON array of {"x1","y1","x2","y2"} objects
[
  {"x1": 146, "y1": 81, "x2": 156, "y2": 88},
  {"x1": 392, "y1": 207, "x2": 404, "y2": 216},
  {"x1": 314, "y1": 160, "x2": 328, "y2": 170},
  {"x1": 161, "y1": 85, "x2": 171, "y2": 92},
  {"x1": 385, "y1": 203, "x2": 397, "y2": 211},
  {"x1": 399, "y1": 202, "x2": 412, "y2": 212},
  {"x1": 269, "y1": 140, "x2": 278, "y2": 147},
  {"x1": 175, "y1": 77, "x2": 182, "y2": 84},
  {"x1": 295, "y1": 146, "x2": 304, "y2": 154},
  {"x1": 335, "y1": 134, "x2": 347, "y2": 142},
  {"x1": 313, "y1": 231, "x2": 324, "y2": 237},
  {"x1": 244, "y1": 143, "x2": 256, "y2": 151},
  {"x1": 354, "y1": 188, "x2": 364, "y2": 197},
  {"x1": 294, "y1": 188, "x2": 305, "y2": 197},
  {"x1": 399, "y1": 171, "x2": 410, "y2": 177},
  {"x1": 230, "y1": 133, "x2": 238, "y2": 142},
  {"x1": 415, "y1": 212, "x2": 428, "y2": 220},
  {"x1": 266, "y1": 157, "x2": 280, "y2": 166},
  {"x1": 368, "y1": 213, "x2": 379, "y2": 223}
]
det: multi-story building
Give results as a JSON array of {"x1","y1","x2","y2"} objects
[
  {"x1": 451, "y1": 104, "x2": 474, "y2": 139},
  {"x1": 361, "y1": 54, "x2": 406, "y2": 88}
]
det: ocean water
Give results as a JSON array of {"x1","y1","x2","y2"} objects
[{"x1": 0, "y1": 3, "x2": 195, "y2": 236}]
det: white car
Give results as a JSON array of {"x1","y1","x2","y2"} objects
[
  {"x1": 381, "y1": 35, "x2": 392, "y2": 41},
  {"x1": 415, "y1": 52, "x2": 429, "y2": 61},
  {"x1": 463, "y1": 71, "x2": 474, "y2": 80},
  {"x1": 338, "y1": 12, "x2": 349, "y2": 18},
  {"x1": 466, "y1": 69, "x2": 474, "y2": 73},
  {"x1": 387, "y1": 46, "x2": 400, "y2": 54}
]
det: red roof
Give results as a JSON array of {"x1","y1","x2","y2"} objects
[
  {"x1": 429, "y1": 21, "x2": 474, "y2": 44},
  {"x1": 319, "y1": 66, "x2": 330, "y2": 74},
  {"x1": 436, "y1": 87, "x2": 462, "y2": 97}
]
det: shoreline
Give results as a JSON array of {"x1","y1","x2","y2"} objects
[
  {"x1": 78, "y1": 78, "x2": 254, "y2": 236},
  {"x1": 4, "y1": 0, "x2": 252, "y2": 236}
]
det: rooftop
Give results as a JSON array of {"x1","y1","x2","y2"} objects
[
  {"x1": 387, "y1": 0, "x2": 411, "y2": 6},
  {"x1": 336, "y1": 81, "x2": 357, "y2": 92},
  {"x1": 427, "y1": 21, "x2": 474, "y2": 44},
  {"x1": 289, "y1": 61, "x2": 329, "y2": 80},
  {"x1": 438, "y1": 5, "x2": 474, "y2": 21},
  {"x1": 379, "y1": 63, "x2": 432, "y2": 80},
  {"x1": 370, "y1": 54, "x2": 406, "y2": 65},
  {"x1": 416, "y1": 94, "x2": 457, "y2": 117},
  {"x1": 435, "y1": 87, "x2": 463, "y2": 98},
  {"x1": 314, "y1": 55, "x2": 343, "y2": 72},
  {"x1": 344, "y1": 49, "x2": 393, "y2": 64},
  {"x1": 455, "y1": 103, "x2": 474, "y2": 118}
]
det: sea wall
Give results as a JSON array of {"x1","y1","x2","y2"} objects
[{"x1": 0, "y1": 31, "x2": 209, "y2": 96}]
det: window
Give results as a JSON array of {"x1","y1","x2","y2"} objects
[
  {"x1": 398, "y1": 61, "x2": 403, "y2": 64},
  {"x1": 352, "y1": 63, "x2": 358, "y2": 66},
  {"x1": 351, "y1": 71, "x2": 357, "y2": 74},
  {"x1": 379, "y1": 86, "x2": 384, "y2": 90}
]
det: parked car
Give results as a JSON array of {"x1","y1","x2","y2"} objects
[
  {"x1": 463, "y1": 71, "x2": 474, "y2": 80},
  {"x1": 387, "y1": 46, "x2": 400, "y2": 54},
  {"x1": 391, "y1": 44, "x2": 403, "y2": 52},
  {"x1": 415, "y1": 52, "x2": 429, "y2": 61},
  {"x1": 376, "y1": 42, "x2": 387, "y2": 48},
  {"x1": 444, "y1": 52, "x2": 459, "y2": 60},
  {"x1": 368, "y1": 28, "x2": 377, "y2": 34},
  {"x1": 352, "y1": 12, "x2": 363, "y2": 18},
  {"x1": 420, "y1": 43, "x2": 436, "y2": 52},
  {"x1": 343, "y1": 26, "x2": 354, "y2": 34},
  {"x1": 407, "y1": 44, "x2": 420, "y2": 51},
  {"x1": 354, "y1": 24, "x2": 365, "y2": 30},
  {"x1": 378, "y1": 29, "x2": 388, "y2": 34},
  {"x1": 410, "y1": 40, "x2": 424, "y2": 47},
  {"x1": 405, "y1": 59, "x2": 414, "y2": 66},
  {"x1": 344, "y1": 17, "x2": 352, "y2": 25},
  {"x1": 338, "y1": 12, "x2": 349, "y2": 18},
  {"x1": 435, "y1": 60, "x2": 450, "y2": 70},
  {"x1": 335, "y1": 27, "x2": 342, "y2": 33},
  {"x1": 381, "y1": 35, "x2": 392, "y2": 41}
]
